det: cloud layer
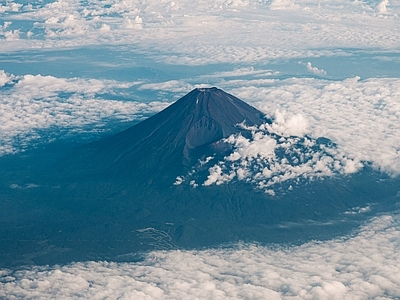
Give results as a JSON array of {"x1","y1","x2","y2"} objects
[
  {"x1": 0, "y1": 70, "x2": 170, "y2": 154},
  {"x1": 0, "y1": 1, "x2": 399, "y2": 299},
  {"x1": 1, "y1": 69, "x2": 399, "y2": 178},
  {"x1": 177, "y1": 120, "x2": 362, "y2": 194},
  {"x1": 1, "y1": 0, "x2": 400, "y2": 64},
  {"x1": 136, "y1": 74, "x2": 400, "y2": 176},
  {"x1": 223, "y1": 76, "x2": 400, "y2": 175},
  {"x1": 1, "y1": 214, "x2": 399, "y2": 299}
]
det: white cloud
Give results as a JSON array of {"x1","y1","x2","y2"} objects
[
  {"x1": 4, "y1": 68, "x2": 397, "y2": 180},
  {"x1": 141, "y1": 74, "x2": 399, "y2": 187},
  {"x1": 123, "y1": 16, "x2": 143, "y2": 30},
  {"x1": 1, "y1": 0, "x2": 399, "y2": 64},
  {"x1": 0, "y1": 3, "x2": 22, "y2": 13},
  {"x1": 269, "y1": 109, "x2": 309, "y2": 137},
  {"x1": 377, "y1": 0, "x2": 389, "y2": 13},
  {"x1": 344, "y1": 205, "x2": 372, "y2": 215},
  {"x1": 99, "y1": 23, "x2": 111, "y2": 32},
  {"x1": 270, "y1": 0, "x2": 299, "y2": 10},
  {"x1": 230, "y1": 76, "x2": 400, "y2": 175},
  {"x1": 199, "y1": 67, "x2": 279, "y2": 79},
  {"x1": 305, "y1": 62, "x2": 327, "y2": 76},
  {"x1": 0, "y1": 2, "x2": 399, "y2": 299},
  {"x1": 0, "y1": 69, "x2": 14, "y2": 86},
  {"x1": 1, "y1": 214, "x2": 399, "y2": 299},
  {"x1": 0, "y1": 71, "x2": 170, "y2": 155},
  {"x1": 3, "y1": 69, "x2": 398, "y2": 179},
  {"x1": 185, "y1": 122, "x2": 362, "y2": 192}
]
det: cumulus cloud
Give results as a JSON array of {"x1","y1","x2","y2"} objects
[
  {"x1": 5, "y1": 69, "x2": 395, "y2": 178},
  {"x1": 1, "y1": 0, "x2": 399, "y2": 64},
  {"x1": 4, "y1": 29, "x2": 20, "y2": 41},
  {"x1": 0, "y1": 3, "x2": 22, "y2": 13},
  {"x1": 305, "y1": 62, "x2": 327, "y2": 76},
  {"x1": 0, "y1": 69, "x2": 15, "y2": 86},
  {"x1": 0, "y1": 70, "x2": 170, "y2": 155},
  {"x1": 269, "y1": 109, "x2": 309, "y2": 137},
  {"x1": 123, "y1": 16, "x2": 143, "y2": 30},
  {"x1": 377, "y1": 0, "x2": 389, "y2": 13},
  {"x1": 231, "y1": 76, "x2": 400, "y2": 175},
  {"x1": 0, "y1": 2, "x2": 399, "y2": 299},
  {"x1": 181, "y1": 121, "x2": 361, "y2": 193},
  {"x1": 344, "y1": 205, "x2": 372, "y2": 215},
  {"x1": 1, "y1": 214, "x2": 399, "y2": 299}
]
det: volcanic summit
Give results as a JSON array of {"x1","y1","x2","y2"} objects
[
  {"x1": 0, "y1": 87, "x2": 398, "y2": 267},
  {"x1": 82, "y1": 87, "x2": 269, "y2": 181}
]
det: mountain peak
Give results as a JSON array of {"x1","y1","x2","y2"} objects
[
  {"x1": 174, "y1": 87, "x2": 268, "y2": 132},
  {"x1": 84, "y1": 87, "x2": 269, "y2": 179},
  {"x1": 192, "y1": 86, "x2": 226, "y2": 96},
  {"x1": 195, "y1": 86, "x2": 219, "y2": 92}
]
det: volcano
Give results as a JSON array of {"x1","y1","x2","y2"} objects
[
  {"x1": 78, "y1": 87, "x2": 268, "y2": 182},
  {"x1": 0, "y1": 87, "x2": 398, "y2": 267}
]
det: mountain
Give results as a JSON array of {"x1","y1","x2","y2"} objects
[
  {"x1": 0, "y1": 87, "x2": 398, "y2": 267},
  {"x1": 77, "y1": 87, "x2": 268, "y2": 182}
]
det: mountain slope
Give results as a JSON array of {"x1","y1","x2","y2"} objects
[
  {"x1": 80, "y1": 87, "x2": 268, "y2": 180},
  {"x1": 0, "y1": 87, "x2": 398, "y2": 267}
]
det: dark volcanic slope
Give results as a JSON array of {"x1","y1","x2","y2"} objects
[
  {"x1": 82, "y1": 87, "x2": 268, "y2": 179},
  {"x1": 1, "y1": 87, "x2": 399, "y2": 267}
]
